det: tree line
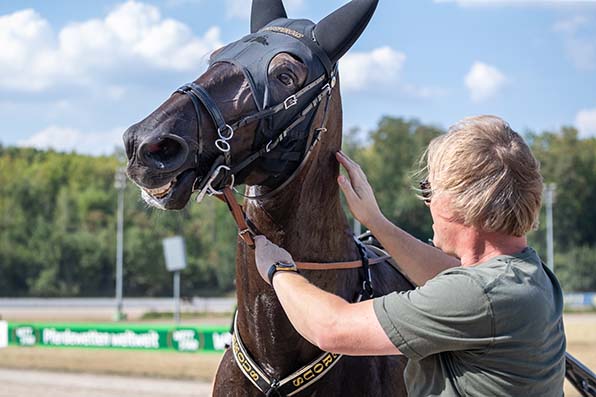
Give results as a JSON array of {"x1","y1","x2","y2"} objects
[{"x1": 0, "y1": 118, "x2": 594, "y2": 297}]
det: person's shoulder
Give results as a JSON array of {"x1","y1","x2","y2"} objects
[
  {"x1": 413, "y1": 268, "x2": 491, "y2": 313},
  {"x1": 435, "y1": 263, "x2": 497, "y2": 292},
  {"x1": 439, "y1": 247, "x2": 542, "y2": 290}
]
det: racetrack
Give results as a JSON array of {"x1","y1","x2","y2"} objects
[{"x1": 0, "y1": 368, "x2": 212, "y2": 397}]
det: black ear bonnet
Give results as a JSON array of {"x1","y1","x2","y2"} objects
[{"x1": 209, "y1": 18, "x2": 334, "y2": 185}]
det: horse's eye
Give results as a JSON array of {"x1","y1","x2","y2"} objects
[{"x1": 278, "y1": 72, "x2": 295, "y2": 86}]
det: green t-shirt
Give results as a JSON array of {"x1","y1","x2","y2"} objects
[{"x1": 373, "y1": 247, "x2": 566, "y2": 397}]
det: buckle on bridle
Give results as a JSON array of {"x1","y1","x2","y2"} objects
[
  {"x1": 195, "y1": 165, "x2": 234, "y2": 203},
  {"x1": 215, "y1": 139, "x2": 231, "y2": 153},
  {"x1": 283, "y1": 95, "x2": 298, "y2": 110},
  {"x1": 218, "y1": 124, "x2": 234, "y2": 140}
]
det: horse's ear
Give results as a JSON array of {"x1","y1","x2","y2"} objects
[
  {"x1": 251, "y1": 0, "x2": 287, "y2": 33},
  {"x1": 314, "y1": 0, "x2": 379, "y2": 64}
]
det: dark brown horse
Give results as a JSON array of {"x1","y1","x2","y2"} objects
[{"x1": 123, "y1": 0, "x2": 413, "y2": 395}]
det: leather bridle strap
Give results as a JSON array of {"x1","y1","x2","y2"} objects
[
  {"x1": 296, "y1": 256, "x2": 390, "y2": 270},
  {"x1": 217, "y1": 186, "x2": 257, "y2": 248},
  {"x1": 216, "y1": 186, "x2": 391, "y2": 270}
]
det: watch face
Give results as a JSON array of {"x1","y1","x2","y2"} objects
[
  {"x1": 268, "y1": 261, "x2": 298, "y2": 285},
  {"x1": 275, "y1": 261, "x2": 296, "y2": 269}
]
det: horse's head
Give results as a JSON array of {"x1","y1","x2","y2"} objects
[{"x1": 123, "y1": 0, "x2": 378, "y2": 210}]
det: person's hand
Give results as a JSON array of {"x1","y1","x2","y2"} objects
[
  {"x1": 254, "y1": 236, "x2": 295, "y2": 285},
  {"x1": 336, "y1": 151, "x2": 383, "y2": 227}
]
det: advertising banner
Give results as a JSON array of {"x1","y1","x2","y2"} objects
[{"x1": 7, "y1": 322, "x2": 231, "y2": 353}]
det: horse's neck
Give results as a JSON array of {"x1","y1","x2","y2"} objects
[
  {"x1": 250, "y1": 150, "x2": 357, "y2": 259},
  {"x1": 234, "y1": 113, "x2": 362, "y2": 376}
]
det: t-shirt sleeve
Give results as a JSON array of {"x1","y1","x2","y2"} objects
[{"x1": 373, "y1": 271, "x2": 495, "y2": 360}]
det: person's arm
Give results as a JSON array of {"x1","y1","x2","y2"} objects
[
  {"x1": 336, "y1": 151, "x2": 460, "y2": 286},
  {"x1": 254, "y1": 236, "x2": 400, "y2": 356},
  {"x1": 272, "y1": 272, "x2": 400, "y2": 355}
]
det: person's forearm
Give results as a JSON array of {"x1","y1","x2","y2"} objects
[
  {"x1": 271, "y1": 272, "x2": 348, "y2": 349},
  {"x1": 366, "y1": 214, "x2": 460, "y2": 286}
]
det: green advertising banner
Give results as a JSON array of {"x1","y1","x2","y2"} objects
[{"x1": 7, "y1": 322, "x2": 231, "y2": 353}]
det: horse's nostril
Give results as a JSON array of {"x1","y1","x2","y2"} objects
[
  {"x1": 123, "y1": 126, "x2": 136, "y2": 160},
  {"x1": 145, "y1": 143, "x2": 163, "y2": 154},
  {"x1": 139, "y1": 134, "x2": 190, "y2": 171}
]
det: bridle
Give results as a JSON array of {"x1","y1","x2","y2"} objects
[{"x1": 175, "y1": 64, "x2": 337, "y2": 204}]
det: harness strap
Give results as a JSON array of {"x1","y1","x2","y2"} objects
[
  {"x1": 229, "y1": 70, "x2": 335, "y2": 181},
  {"x1": 218, "y1": 186, "x2": 391, "y2": 270},
  {"x1": 232, "y1": 309, "x2": 344, "y2": 397},
  {"x1": 228, "y1": 72, "x2": 329, "y2": 132},
  {"x1": 186, "y1": 83, "x2": 228, "y2": 133},
  {"x1": 355, "y1": 237, "x2": 374, "y2": 298},
  {"x1": 296, "y1": 256, "x2": 390, "y2": 270},
  {"x1": 219, "y1": 187, "x2": 257, "y2": 248}
]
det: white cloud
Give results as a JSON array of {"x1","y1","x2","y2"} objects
[
  {"x1": 575, "y1": 108, "x2": 596, "y2": 138},
  {"x1": 464, "y1": 61, "x2": 507, "y2": 102},
  {"x1": 339, "y1": 46, "x2": 406, "y2": 91},
  {"x1": 553, "y1": 15, "x2": 588, "y2": 34},
  {"x1": 553, "y1": 16, "x2": 595, "y2": 71},
  {"x1": 0, "y1": 1, "x2": 222, "y2": 92},
  {"x1": 226, "y1": 0, "x2": 304, "y2": 20},
  {"x1": 17, "y1": 126, "x2": 125, "y2": 156}
]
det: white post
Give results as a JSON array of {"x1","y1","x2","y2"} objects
[
  {"x1": 114, "y1": 168, "x2": 126, "y2": 321},
  {"x1": 545, "y1": 183, "x2": 556, "y2": 271},
  {"x1": 173, "y1": 271, "x2": 181, "y2": 324}
]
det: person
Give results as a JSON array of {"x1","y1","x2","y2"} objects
[{"x1": 254, "y1": 115, "x2": 566, "y2": 396}]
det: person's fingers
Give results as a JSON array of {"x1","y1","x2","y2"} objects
[
  {"x1": 338, "y1": 175, "x2": 361, "y2": 201},
  {"x1": 254, "y1": 235, "x2": 269, "y2": 250},
  {"x1": 336, "y1": 151, "x2": 358, "y2": 172},
  {"x1": 336, "y1": 153, "x2": 366, "y2": 187},
  {"x1": 338, "y1": 150, "x2": 360, "y2": 169}
]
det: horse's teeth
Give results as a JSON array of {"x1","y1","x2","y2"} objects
[{"x1": 145, "y1": 181, "x2": 173, "y2": 197}]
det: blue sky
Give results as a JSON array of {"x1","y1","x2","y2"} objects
[{"x1": 1, "y1": 0, "x2": 595, "y2": 155}]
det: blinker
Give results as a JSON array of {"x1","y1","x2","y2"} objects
[{"x1": 209, "y1": 18, "x2": 333, "y2": 137}]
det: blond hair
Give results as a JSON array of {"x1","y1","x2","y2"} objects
[{"x1": 422, "y1": 115, "x2": 543, "y2": 237}]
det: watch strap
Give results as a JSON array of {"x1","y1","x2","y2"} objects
[{"x1": 267, "y1": 261, "x2": 298, "y2": 285}]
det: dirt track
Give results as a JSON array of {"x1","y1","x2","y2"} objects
[{"x1": 0, "y1": 368, "x2": 212, "y2": 397}]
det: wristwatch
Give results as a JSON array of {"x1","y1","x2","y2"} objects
[{"x1": 267, "y1": 261, "x2": 299, "y2": 285}]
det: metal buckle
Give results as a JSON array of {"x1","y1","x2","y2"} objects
[
  {"x1": 218, "y1": 124, "x2": 234, "y2": 140},
  {"x1": 283, "y1": 95, "x2": 298, "y2": 110},
  {"x1": 195, "y1": 165, "x2": 233, "y2": 202},
  {"x1": 238, "y1": 228, "x2": 254, "y2": 246},
  {"x1": 215, "y1": 139, "x2": 231, "y2": 153}
]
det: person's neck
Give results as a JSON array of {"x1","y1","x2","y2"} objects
[{"x1": 457, "y1": 228, "x2": 528, "y2": 267}]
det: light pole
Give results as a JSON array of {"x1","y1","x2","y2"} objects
[
  {"x1": 545, "y1": 183, "x2": 556, "y2": 271},
  {"x1": 114, "y1": 167, "x2": 126, "y2": 321}
]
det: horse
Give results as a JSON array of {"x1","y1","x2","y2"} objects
[{"x1": 123, "y1": 0, "x2": 414, "y2": 395}]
